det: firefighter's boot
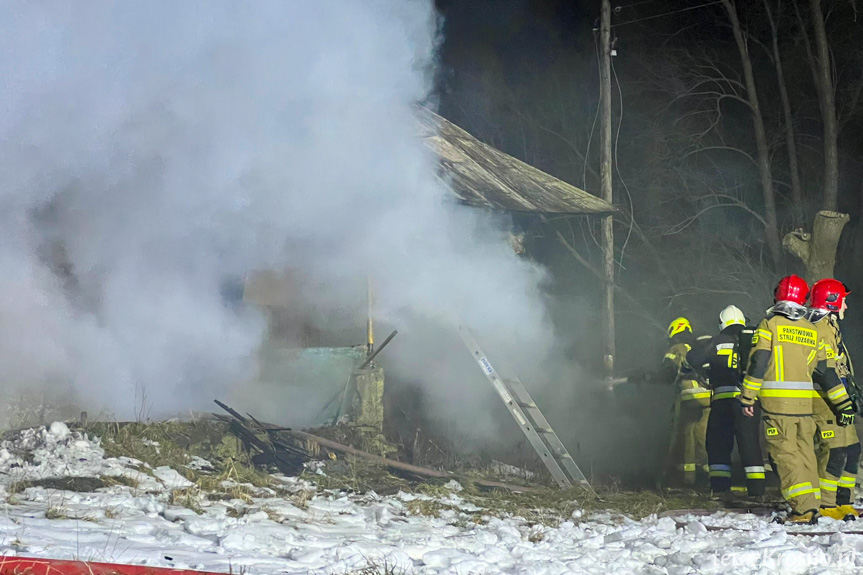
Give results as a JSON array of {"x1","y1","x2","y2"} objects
[
  {"x1": 786, "y1": 509, "x2": 819, "y2": 524},
  {"x1": 837, "y1": 505, "x2": 859, "y2": 520},
  {"x1": 819, "y1": 506, "x2": 851, "y2": 520}
]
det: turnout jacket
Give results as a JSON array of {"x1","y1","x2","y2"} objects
[
  {"x1": 687, "y1": 324, "x2": 752, "y2": 403},
  {"x1": 811, "y1": 314, "x2": 847, "y2": 412},
  {"x1": 662, "y1": 334, "x2": 711, "y2": 407},
  {"x1": 740, "y1": 303, "x2": 850, "y2": 416},
  {"x1": 828, "y1": 314, "x2": 855, "y2": 380}
]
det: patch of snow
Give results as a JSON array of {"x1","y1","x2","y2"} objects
[
  {"x1": 152, "y1": 467, "x2": 195, "y2": 490},
  {"x1": 0, "y1": 423, "x2": 861, "y2": 575},
  {"x1": 48, "y1": 422, "x2": 70, "y2": 439}
]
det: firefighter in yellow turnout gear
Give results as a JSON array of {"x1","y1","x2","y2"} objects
[
  {"x1": 662, "y1": 317, "x2": 711, "y2": 486},
  {"x1": 740, "y1": 275, "x2": 854, "y2": 524},
  {"x1": 809, "y1": 279, "x2": 860, "y2": 521}
]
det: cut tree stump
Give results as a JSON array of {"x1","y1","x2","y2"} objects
[{"x1": 782, "y1": 210, "x2": 850, "y2": 283}]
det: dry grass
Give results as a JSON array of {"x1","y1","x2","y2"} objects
[
  {"x1": 80, "y1": 420, "x2": 717, "y2": 525},
  {"x1": 9, "y1": 477, "x2": 109, "y2": 494},
  {"x1": 169, "y1": 488, "x2": 204, "y2": 514},
  {"x1": 83, "y1": 420, "x2": 275, "y2": 511},
  {"x1": 298, "y1": 455, "x2": 411, "y2": 495},
  {"x1": 45, "y1": 506, "x2": 69, "y2": 520},
  {"x1": 386, "y1": 475, "x2": 718, "y2": 526},
  {"x1": 346, "y1": 560, "x2": 407, "y2": 575},
  {"x1": 404, "y1": 498, "x2": 462, "y2": 518},
  {"x1": 436, "y1": 481, "x2": 719, "y2": 524},
  {"x1": 100, "y1": 475, "x2": 140, "y2": 489}
]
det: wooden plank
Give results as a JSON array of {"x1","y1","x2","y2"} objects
[{"x1": 415, "y1": 106, "x2": 616, "y2": 215}]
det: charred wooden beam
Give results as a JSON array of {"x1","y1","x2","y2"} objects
[
  {"x1": 283, "y1": 428, "x2": 541, "y2": 493},
  {"x1": 215, "y1": 400, "x2": 542, "y2": 493},
  {"x1": 214, "y1": 402, "x2": 306, "y2": 475},
  {"x1": 357, "y1": 329, "x2": 398, "y2": 370}
]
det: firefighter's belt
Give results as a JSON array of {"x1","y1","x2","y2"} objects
[{"x1": 712, "y1": 385, "x2": 740, "y2": 401}]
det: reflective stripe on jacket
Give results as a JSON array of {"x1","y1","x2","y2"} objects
[{"x1": 680, "y1": 380, "x2": 711, "y2": 403}]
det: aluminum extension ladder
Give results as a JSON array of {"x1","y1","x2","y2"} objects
[{"x1": 459, "y1": 326, "x2": 594, "y2": 492}]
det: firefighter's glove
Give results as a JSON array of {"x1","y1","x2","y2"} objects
[
  {"x1": 841, "y1": 377, "x2": 860, "y2": 413},
  {"x1": 838, "y1": 410, "x2": 856, "y2": 427}
]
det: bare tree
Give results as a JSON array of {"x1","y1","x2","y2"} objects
[
  {"x1": 720, "y1": 0, "x2": 782, "y2": 267},
  {"x1": 802, "y1": 0, "x2": 840, "y2": 211},
  {"x1": 764, "y1": 0, "x2": 804, "y2": 214}
]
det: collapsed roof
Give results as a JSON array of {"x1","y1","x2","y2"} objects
[{"x1": 416, "y1": 107, "x2": 616, "y2": 215}]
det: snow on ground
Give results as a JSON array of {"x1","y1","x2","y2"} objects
[{"x1": 0, "y1": 424, "x2": 862, "y2": 574}]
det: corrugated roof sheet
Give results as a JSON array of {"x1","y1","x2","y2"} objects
[{"x1": 416, "y1": 107, "x2": 616, "y2": 215}]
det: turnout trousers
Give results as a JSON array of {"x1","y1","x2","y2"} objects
[
  {"x1": 837, "y1": 436, "x2": 861, "y2": 507},
  {"x1": 763, "y1": 414, "x2": 821, "y2": 514},
  {"x1": 666, "y1": 399, "x2": 710, "y2": 486},
  {"x1": 706, "y1": 398, "x2": 765, "y2": 496},
  {"x1": 813, "y1": 407, "x2": 860, "y2": 508}
]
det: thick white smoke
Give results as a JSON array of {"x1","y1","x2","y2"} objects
[{"x1": 0, "y1": 1, "x2": 559, "y2": 433}]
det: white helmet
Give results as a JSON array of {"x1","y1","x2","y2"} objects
[{"x1": 719, "y1": 305, "x2": 746, "y2": 331}]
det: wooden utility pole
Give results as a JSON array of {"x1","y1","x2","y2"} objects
[
  {"x1": 366, "y1": 275, "x2": 374, "y2": 355},
  {"x1": 599, "y1": 0, "x2": 615, "y2": 380}
]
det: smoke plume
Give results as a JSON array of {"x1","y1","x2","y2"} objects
[{"x1": 0, "y1": 0, "x2": 561, "y2": 435}]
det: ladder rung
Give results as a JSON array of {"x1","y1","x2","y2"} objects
[
  {"x1": 536, "y1": 427, "x2": 553, "y2": 434},
  {"x1": 517, "y1": 401, "x2": 537, "y2": 409}
]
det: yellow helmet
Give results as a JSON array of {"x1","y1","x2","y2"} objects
[{"x1": 667, "y1": 317, "x2": 692, "y2": 338}]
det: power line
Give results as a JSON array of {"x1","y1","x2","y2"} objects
[
  {"x1": 611, "y1": 55, "x2": 634, "y2": 270},
  {"x1": 612, "y1": 0, "x2": 723, "y2": 27},
  {"x1": 614, "y1": 0, "x2": 660, "y2": 10},
  {"x1": 584, "y1": 33, "x2": 602, "y2": 193}
]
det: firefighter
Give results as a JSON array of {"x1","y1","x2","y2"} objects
[
  {"x1": 687, "y1": 305, "x2": 764, "y2": 498},
  {"x1": 661, "y1": 317, "x2": 711, "y2": 486},
  {"x1": 740, "y1": 275, "x2": 855, "y2": 524},
  {"x1": 808, "y1": 279, "x2": 860, "y2": 520}
]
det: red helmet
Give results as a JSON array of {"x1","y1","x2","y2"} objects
[
  {"x1": 774, "y1": 274, "x2": 809, "y2": 305},
  {"x1": 809, "y1": 278, "x2": 851, "y2": 312}
]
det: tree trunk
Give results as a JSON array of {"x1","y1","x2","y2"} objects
[
  {"x1": 807, "y1": 0, "x2": 840, "y2": 212},
  {"x1": 721, "y1": 0, "x2": 782, "y2": 267},
  {"x1": 793, "y1": 0, "x2": 821, "y2": 103},
  {"x1": 782, "y1": 211, "x2": 850, "y2": 282},
  {"x1": 764, "y1": 0, "x2": 804, "y2": 214}
]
